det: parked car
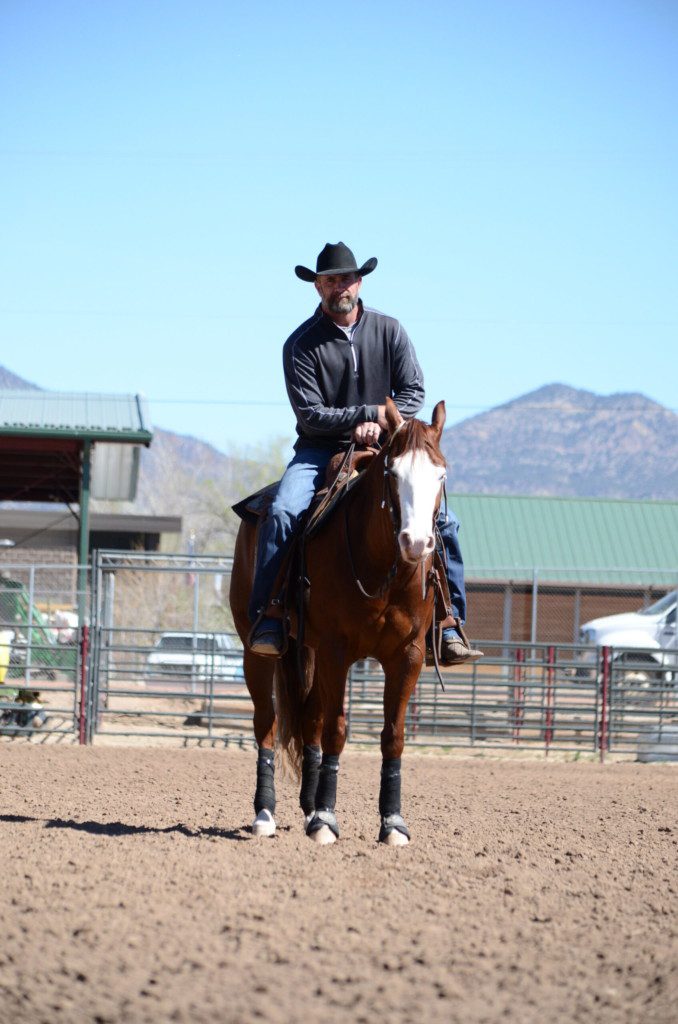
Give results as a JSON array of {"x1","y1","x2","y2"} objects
[
  {"x1": 578, "y1": 589, "x2": 677, "y2": 682},
  {"x1": 145, "y1": 632, "x2": 244, "y2": 682}
]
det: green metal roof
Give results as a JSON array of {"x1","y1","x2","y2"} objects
[
  {"x1": 448, "y1": 493, "x2": 678, "y2": 586},
  {"x1": 0, "y1": 390, "x2": 152, "y2": 443}
]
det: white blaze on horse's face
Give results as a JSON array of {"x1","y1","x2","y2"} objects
[{"x1": 389, "y1": 449, "x2": 446, "y2": 563}]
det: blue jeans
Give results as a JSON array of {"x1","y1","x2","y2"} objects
[
  {"x1": 436, "y1": 507, "x2": 467, "y2": 624},
  {"x1": 248, "y1": 446, "x2": 335, "y2": 623},
  {"x1": 248, "y1": 444, "x2": 467, "y2": 625}
]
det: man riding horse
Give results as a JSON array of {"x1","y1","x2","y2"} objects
[{"x1": 248, "y1": 241, "x2": 482, "y2": 666}]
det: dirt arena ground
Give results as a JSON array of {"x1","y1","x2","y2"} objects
[{"x1": 0, "y1": 745, "x2": 676, "y2": 1024}]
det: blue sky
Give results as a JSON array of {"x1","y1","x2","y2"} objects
[{"x1": 2, "y1": 0, "x2": 676, "y2": 456}]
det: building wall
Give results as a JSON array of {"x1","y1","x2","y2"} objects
[
  {"x1": 467, "y1": 582, "x2": 671, "y2": 644},
  {"x1": 0, "y1": 532, "x2": 78, "y2": 614},
  {"x1": 0, "y1": 530, "x2": 162, "y2": 612}
]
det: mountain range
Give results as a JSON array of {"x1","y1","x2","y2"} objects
[
  {"x1": 2, "y1": 367, "x2": 677, "y2": 548},
  {"x1": 438, "y1": 383, "x2": 678, "y2": 500}
]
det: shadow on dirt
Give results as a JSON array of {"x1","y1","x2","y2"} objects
[{"x1": 0, "y1": 813, "x2": 262, "y2": 841}]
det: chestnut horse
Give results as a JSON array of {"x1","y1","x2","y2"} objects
[{"x1": 229, "y1": 397, "x2": 447, "y2": 845}]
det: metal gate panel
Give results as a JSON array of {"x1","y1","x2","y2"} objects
[{"x1": 77, "y1": 551, "x2": 678, "y2": 757}]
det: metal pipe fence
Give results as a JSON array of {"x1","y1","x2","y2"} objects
[
  {"x1": 0, "y1": 564, "x2": 84, "y2": 741},
  {"x1": 86, "y1": 624, "x2": 252, "y2": 745},
  {"x1": 78, "y1": 632, "x2": 677, "y2": 757},
  {"x1": 347, "y1": 643, "x2": 677, "y2": 758},
  {"x1": 1, "y1": 556, "x2": 676, "y2": 759}
]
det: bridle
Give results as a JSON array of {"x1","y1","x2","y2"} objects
[
  {"x1": 292, "y1": 418, "x2": 447, "y2": 689},
  {"x1": 343, "y1": 419, "x2": 446, "y2": 602}
]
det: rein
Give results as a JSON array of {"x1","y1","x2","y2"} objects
[
  {"x1": 342, "y1": 419, "x2": 448, "y2": 691},
  {"x1": 342, "y1": 418, "x2": 441, "y2": 603},
  {"x1": 343, "y1": 499, "x2": 398, "y2": 601},
  {"x1": 342, "y1": 419, "x2": 407, "y2": 601}
]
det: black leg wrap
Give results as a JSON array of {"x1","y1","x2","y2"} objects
[
  {"x1": 305, "y1": 754, "x2": 340, "y2": 838},
  {"x1": 379, "y1": 758, "x2": 402, "y2": 817},
  {"x1": 314, "y1": 753, "x2": 340, "y2": 812},
  {"x1": 378, "y1": 758, "x2": 410, "y2": 842},
  {"x1": 299, "y1": 744, "x2": 322, "y2": 816},
  {"x1": 254, "y1": 747, "x2": 276, "y2": 814}
]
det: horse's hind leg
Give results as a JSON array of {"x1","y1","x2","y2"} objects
[
  {"x1": 244, "y1": 650, "x2": 278, "y2": 837},
  {"x1": 305, "y1": 646, "x2": 350, "y2": 845}
]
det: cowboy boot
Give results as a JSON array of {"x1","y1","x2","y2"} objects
[{"x1": 439, "y1": 617, "x2": 483, "y2": 666}]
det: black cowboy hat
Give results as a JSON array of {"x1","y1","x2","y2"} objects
[{"x1": 295, "y1": 242, "x2": 378, "y2": 282}]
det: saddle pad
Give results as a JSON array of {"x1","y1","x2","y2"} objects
[
  {"x1": 231, "y1": 481, "x2": 280, "y2": 524},
  {"x1": 230, "y1": 474, "x2": 356, "y2": 532},
  {"x1": 231, "y1": 449, "x2": 376, "y2": 529}
]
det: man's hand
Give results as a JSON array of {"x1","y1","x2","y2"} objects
[
  {"x1": 353, "y1": 420, "x2": 382, "y2": 445},
  {"x1": 353, "y1": 406, "x2": 389, "y2": 445}
]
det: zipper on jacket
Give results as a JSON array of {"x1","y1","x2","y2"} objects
[
  {"x1": 349, "y1": 340, "x2": 358, "y2": 374},
  {"x1": 349, "y1": 313, "x2": 363, "y2": 376}
]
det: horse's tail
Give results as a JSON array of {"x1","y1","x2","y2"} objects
[{"x1": 274, "y1": 639, "x2": 316, "y2": 778}]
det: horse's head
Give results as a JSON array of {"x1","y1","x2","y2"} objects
[{"x1": 384, "y1": 397, "x2": 447, "y2": 564}]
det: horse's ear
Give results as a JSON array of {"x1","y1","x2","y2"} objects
[
  {"x1": 431, "y1": 400, "x2": 446, "y2": 440},
  {"x1": 385, "y1": 396, "x2": 404, "y2": 434}
]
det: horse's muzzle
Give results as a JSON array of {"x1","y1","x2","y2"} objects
[{"x1": 398, "y1": 530, "x2": 435, "y2": 563}]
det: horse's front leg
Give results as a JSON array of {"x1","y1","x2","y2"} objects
[
  {"x1": 305, "y1": 645, "x2": 350, "y2": 846},
  {"x1": 244, "y1": 650, "x2": 278, "y2": 837},
  {"x1": 379, "y1": 639, "x2": 425, "y2": 846},
  {"x1": 299, "y1": 668, "x2": 323, "y2": 829}
]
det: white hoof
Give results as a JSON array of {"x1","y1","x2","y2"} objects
[
  {"x1": 382, "y1": 829, "x2": 409, "y2": 847},
  {"x1": 252, "y1": 809, "x2": 276, "y2": 837},
  {"x1": 309, "y1": 824, "x2": 336, "y2": 845}
]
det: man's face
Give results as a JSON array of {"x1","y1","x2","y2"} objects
[{"x1": 314, "y1": 272, "x2": 362, "y2": 315}]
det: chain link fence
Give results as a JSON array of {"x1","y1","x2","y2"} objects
[{"x1": 465, "y1": 567, "x2": 678, "y2": 644}]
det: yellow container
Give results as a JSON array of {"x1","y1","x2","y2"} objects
[{"x1": 0, "y1": 629, "x2": 12, "y2": 685}]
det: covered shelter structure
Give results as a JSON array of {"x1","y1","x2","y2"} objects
[{"x1": 0, "y1": 390, "x2": 153, "y2": 620}]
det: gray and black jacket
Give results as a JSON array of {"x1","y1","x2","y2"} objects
[{"x1": 283, "y1": 301, "x2": 425, "y2": 449}]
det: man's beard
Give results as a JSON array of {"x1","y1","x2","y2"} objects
[{"x1": 327, "y1": 294, "x2": 357, "y2": 314}]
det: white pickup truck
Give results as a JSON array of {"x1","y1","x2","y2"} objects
[
  {"x1": 579, "y1": 589, "x2": 677, "y2": 681},
  {"x1": 145, "y1": 632, "x2": 244, "y2": 682}
]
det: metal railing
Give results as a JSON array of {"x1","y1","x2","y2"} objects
[
  {"x1": 85, "y1": 631, "x2": 678, "y2": 758},
  {"x1": 0, "y1": 564, "x2": 85, "y2": 741},
  {"x1": 346, "y1": 643, "x2": 677, "y2": 759},
  {"x1": 3, "y1": 623, "x2": 676, "y2": 758},
  {"x1": 0, "y1": 626, "x2": 82, "y2": 741},
  {"x1": 2, "y1": 555, "x2": 675, "y2": 760},
  {"x1": 85, "y1": 624, "x2": 249, "y2": 745}
]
